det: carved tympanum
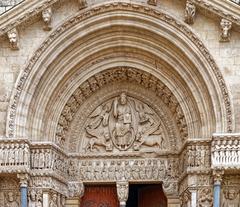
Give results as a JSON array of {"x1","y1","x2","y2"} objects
[{"x1": 83, "y1": 93, "x2": 166, "y2": 152}]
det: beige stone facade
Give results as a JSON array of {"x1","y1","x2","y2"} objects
[{"x1": 0, "y1": 0, "x2": 240, "y2": 206}]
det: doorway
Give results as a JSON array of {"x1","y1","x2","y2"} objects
[
  {"x1": 81, "y1": 185, "x2": 119, "y2": 207},
  {"x1": 126, "y1": 184, "x2": 167, "y2": 207}
]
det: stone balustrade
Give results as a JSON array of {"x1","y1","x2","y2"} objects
[
  {"x1": 211, "y1": 134, "x2": 240, "y2": 169},
  {"x1": 0, "y1": 139, "x2": 30, "y2": 172}
]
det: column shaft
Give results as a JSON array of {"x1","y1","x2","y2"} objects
[
  {"x1": 20, "y1": 186, "x2": 28, "y2": 207},
  {"x1": 213, "y1": 184, "x2": 221, "y2": 207}
]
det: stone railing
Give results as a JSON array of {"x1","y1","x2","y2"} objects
[
  {"x1": 0, "y1": 139, "x2": 30, "y2": 172},
  {"x1": 0, "y1": 0, "x2": 24, "y2": 15},
  {"x1": 211, "y1": 134, "x2": 240, "y2": 169}
]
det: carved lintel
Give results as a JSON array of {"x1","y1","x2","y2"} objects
[
  {"x1": 78, "y1": 0, "x2": 87, "y2": 10},
  {"x1": 213, "y1": 170, "x2": 224, "y2": 184},
  {"x1": 220, "y1": 19, "x2": 232, "y2": 42},
  {"x1": 184, "y1": 0, "x2": 196, "y2": 24},
  {"x1": 42, "y1": 7, "x2": 52, "y2": 31},
  {"x1": 7, "y1": 28, "x2": 19, "y2": 50},
  {"x1": 116, "y1": 181, "x2": 129, "y2": 206},
  {"x1": 68, "y1": 182, "x2": 84, "y2": 198},
  {"x1": 17, "y1": 173, "x2": 29, "y2": 187},
  {"x1": 147, "y1": 0, "x2": 157, "y2": 6}
]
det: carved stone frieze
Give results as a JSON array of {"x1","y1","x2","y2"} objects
[
  {"x1": 184, "y1": 0, "x2": 196, "y2": 24},
  {"x1": 0, "y1": 140, "x2": 30, "y2": 173},
  {"x1": 67, "y1": 158, "x2": 179, "y2": 182},
  {"x1": 212, "y1": 134, "x2": 240, "y2": 169},
  {"x1": 58, "y1": 67, "x2": 186, "y2": 151},
  {"x1": 7, "y1": 28, "x2": 19, "y2": 50},
  {"x1": 7, "y1": 2, "x2": 233, "y2": 140},
  {"x1": 220, "y1": 19, "x2": 232, "y2": 42},
  {"x1": 30, "y1": 176, "x2": 68, "y2": 196}
]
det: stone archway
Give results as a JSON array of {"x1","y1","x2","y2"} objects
[{"x1": 4, "y1": 2, "x2": 233, "y2": 207}]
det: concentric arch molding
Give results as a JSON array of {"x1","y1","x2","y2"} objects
[{"x1": 6, "y1": 1, "x2": 233, "y2": 138}]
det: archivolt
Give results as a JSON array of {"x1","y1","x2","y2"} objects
[{"x1": 6, "y1": 2, "x2": 233, "y2": 147}]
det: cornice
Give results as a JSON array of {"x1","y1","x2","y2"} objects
[
  {"x1": 0, "y1": 0, "x2": 59, "y2": 36},
  {"x1": 0, "y1": 0, "x2": 240, "y2": 37},
  {"x1": 192, "y1": 0, "x2": 240, "y2": 25}
]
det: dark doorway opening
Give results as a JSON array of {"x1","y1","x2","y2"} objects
[{"x1": 126, "y1": 184, "x2": 167, "y2": 207}]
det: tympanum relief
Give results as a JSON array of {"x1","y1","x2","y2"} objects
[{"x1": 82, "y1": 93, "x2": 167, "y2": 153}]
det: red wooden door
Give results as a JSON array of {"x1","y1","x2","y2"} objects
[
  {"x1": 138, "y1": 185, "x2": 167, "y2": 207},
  {"x1": 81, "y1": 185, "x2": 119, "y2": 207}
]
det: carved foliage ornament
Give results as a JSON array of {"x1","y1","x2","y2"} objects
[
  {"x1": 7, "y1": 2, "x2": 232, "y2": 139},
  {"x1": 84, "y1": 93, "x2": 166, "y2": 152},
  {"x1": 56, "y1": 67, "x2": 187, "y2": 149},
  {"x1": 116, "y1": 181, "x2": 129, "y2": 205}
]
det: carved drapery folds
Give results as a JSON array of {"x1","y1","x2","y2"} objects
[
  {"x1": 220, "y1": 19, "x2": 232, "y2": 42},
  {"x1": 84, "y1": 93, "x2": 166, "y2": 152},
  {"x1": 0, "y1": 141, "x2": 30, "y2": 173},
  {"x1": 42, "y1": 7, "x2": 52, "y2": 31},
  {"x1": 28, "y1": 189, "x2": 42, "y2": 207},
  {"x1": 184, "y1": 0, "x2": 196, "y2": 24},
  {"x1": 56, "y1": 67, "x2": 188, "y2": 151},
  {"x1": 116, "y1": 181, "x2": 129, "y2": 206},
  {"x1": 7, "y1": 28, "x2": 19, "y2": 50}
]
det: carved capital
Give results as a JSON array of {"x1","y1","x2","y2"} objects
[
  {"x1": 184, "y1": 0, "x2": 196, "y2": 24},
  {"x1": 116, "y1": 181, "x2": 129, "y2": 205},
  {"x1": 17, "y1": 173, "x2": 29, "y2": 187},
  {"x1": 7, "y1": 28, "x2": 19, "y2": 50},
  {"x1": 213, "y1": 170, "x2": 224, "y2": 184},
  {"x1": 42, "y1": 7, "x2": 52, "y2": 31},
  {"x1": 78, "y1": 0, "x2": 87, "y2": 10},
  {"x1": 220, "y1": 19, "x2": 232, "y2": 42},
  {"x1": 68, "y1": 182, "x2": 84, "y2": 198}
]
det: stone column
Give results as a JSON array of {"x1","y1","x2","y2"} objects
[
  {"x1": 17, "y1": 174, "x2": 29, "y2": 207},
  {"x1": 116, "y1": 181, "x2": 129, "y2": 207},
  {"x1": 213, "y1": 170, "x2": 224, "y2": 207},
  {"x1": 43, "y1": 191, "x2": 50, "y2": 207},
  {"x1": 190, "y1": 189, "x2": 197, "y2": 207}
]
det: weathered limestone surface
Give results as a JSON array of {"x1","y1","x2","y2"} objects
[{"x1": 0, "y1": 0, "x2": 240, "y2": 206}]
